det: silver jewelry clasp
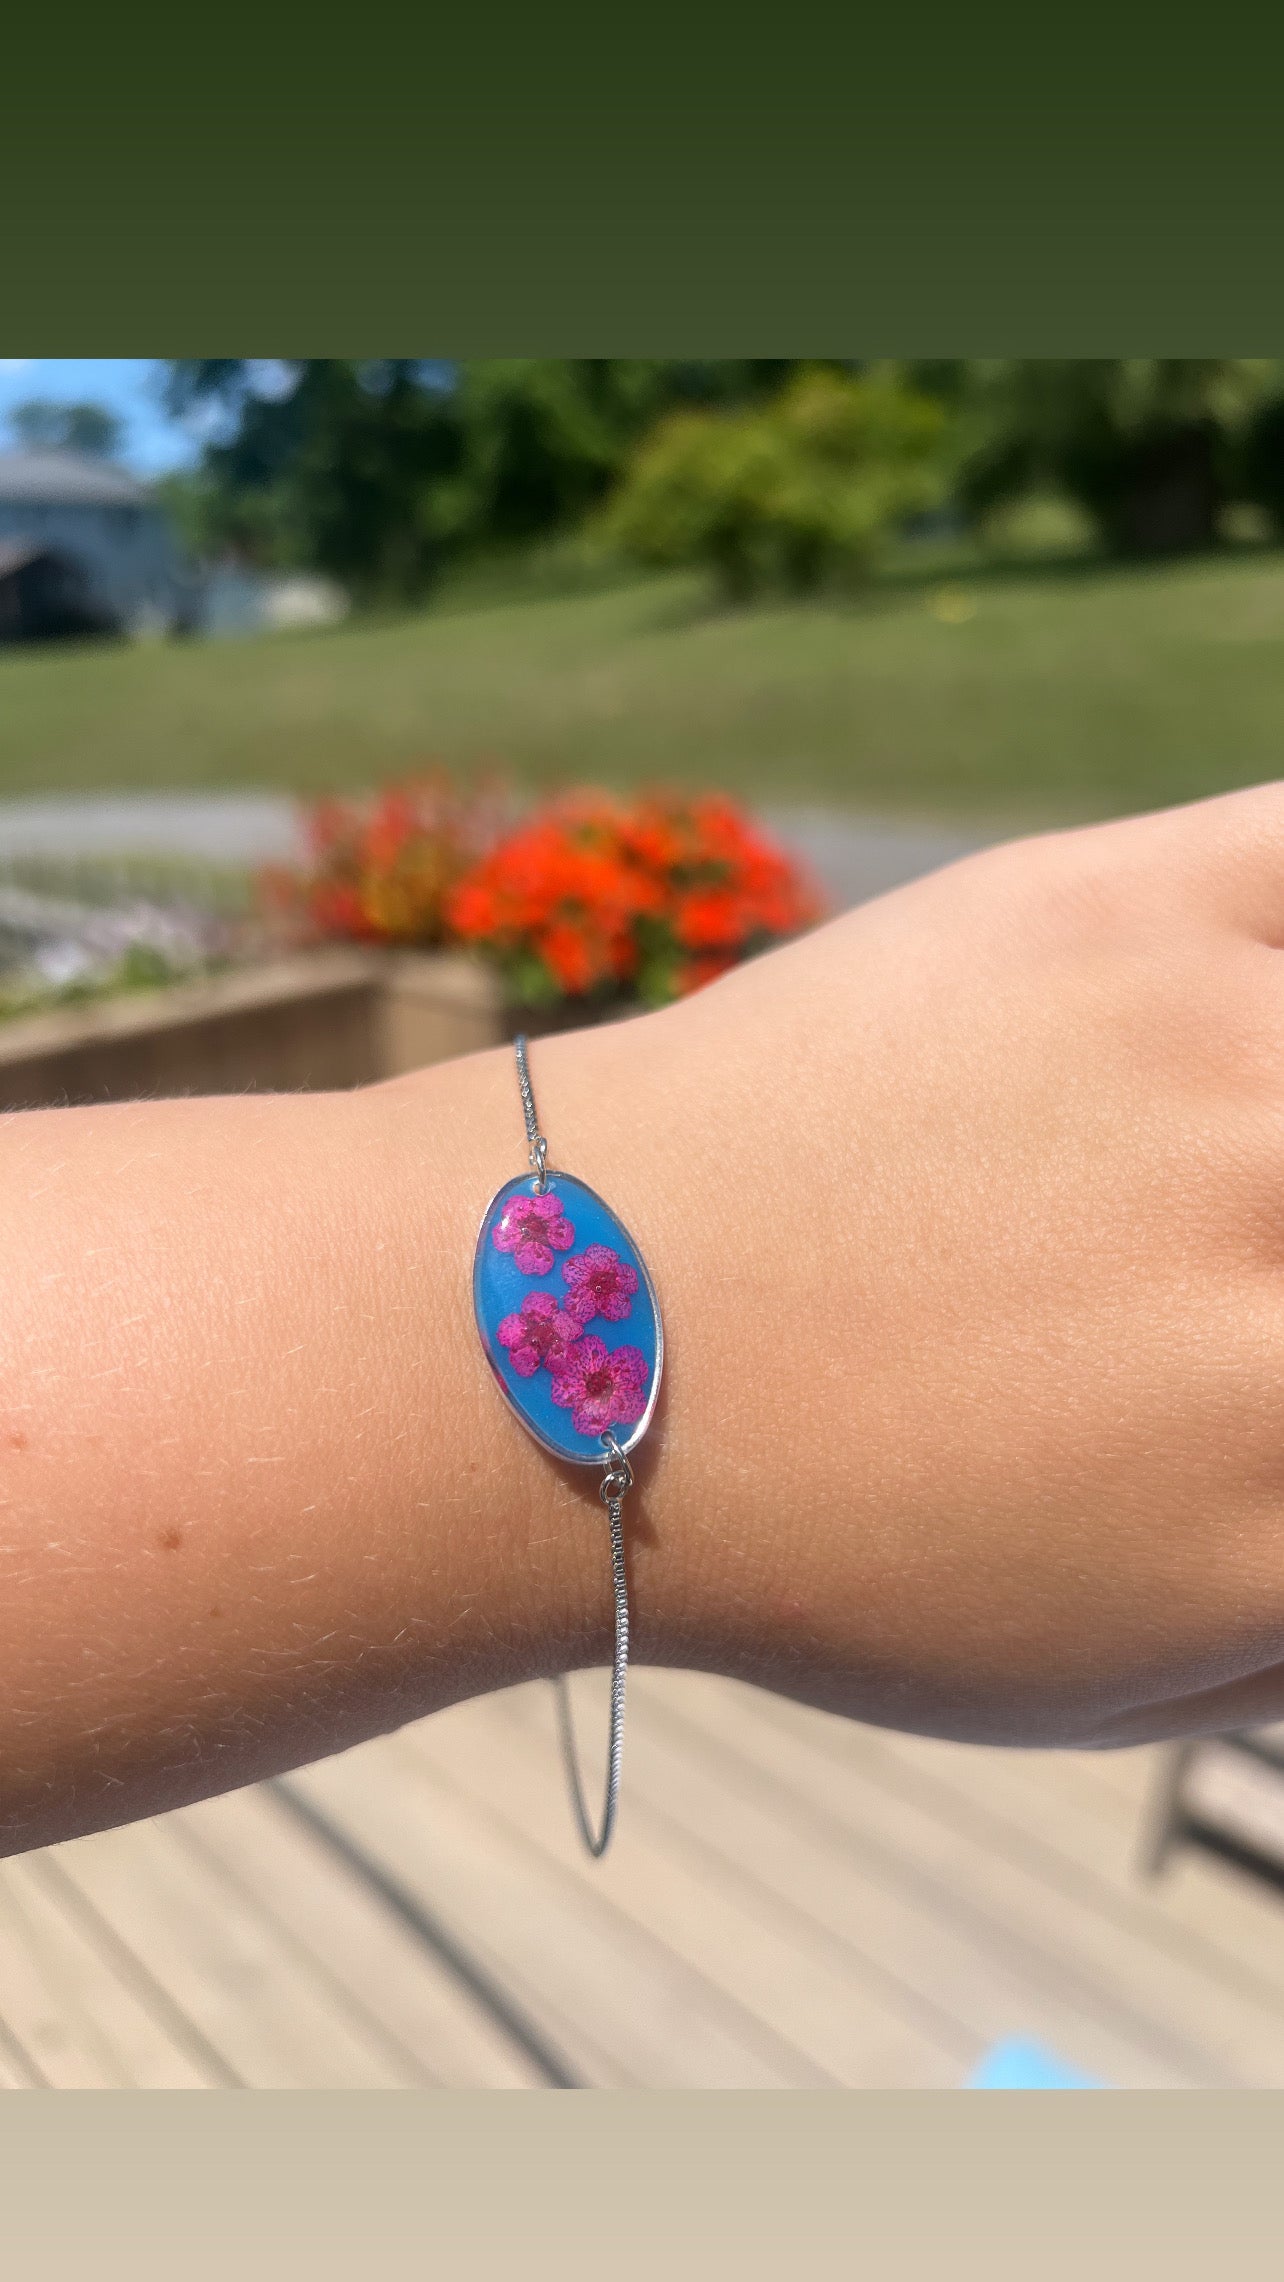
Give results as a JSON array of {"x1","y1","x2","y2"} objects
[{"x1": 599, "y1": 1430, "x2": 634, "y2": 1507}]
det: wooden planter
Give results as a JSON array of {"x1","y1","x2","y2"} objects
[{"x1": 0, "y1": 948, "x2": 624, "y2": 1112}]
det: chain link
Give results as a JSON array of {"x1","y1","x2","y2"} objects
[
  {"x1": 553, "y1": 1470, "x2": 630, "y2": 1859},
  {"x1": 513, "y1": 1037, "x2": 631, "y2": 1857},
  {"x1": 513, "y1": 1034, "x2": 549, "y2": 1193}
]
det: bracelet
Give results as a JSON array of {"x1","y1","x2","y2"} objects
[{"x1": 471, "y1": 1035, "x2": 664, "y2": 1856}]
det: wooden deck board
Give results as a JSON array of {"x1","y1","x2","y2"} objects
[
  {"x1": 836, "y1": 1718, "x2": 1284, "y2": 2014},
  {"x1": 293, "y1": 1738, "x2": 831, "y2": 2088},
  {"x1": 1, "y1": 1672, "x2": 1284, "y2": 2086},
  {"x1": 507, "y1": 1684, "x2": 1197, "y2": 2090},
  {"x1": 43, "y1": 1818, "x2": 437, "y2": 2087},
  {"x1": 627, "y1": 1677, "x2": 1284, "y2": 2085},
  {"x1": 391, "y1": 1693, "x2": 1011, "y2": 2086},
  {"x1": 173, "y1": 1786, "x2": 545, "y2": 2088},
  {"x1": 0, "y1": 1855, "x2": 216, "y2": 2087},
  {"x1": 619, "y1": 1679, "x2": 1274, "y2": 2085}
]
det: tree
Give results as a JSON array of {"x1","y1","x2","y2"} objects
[
  {"x1": 1238, "y1": 388, "x2": 1284, "y2": 538},
  {"x1": 606, "y1": 369, "x2": 949, "y2": 601},
  {"x1": 9, "y1": 399, "x2": 123, "y2": 458},
  {"x1": 163, "y1": 362, "x2": 464, "y2": 597},
  {"x1": 450, "y1": 360, "x2": 803, "y2": 544},
  {"x1": 956, "y1": 361, "x2": 1273, "y2": 555},
  {"x1": 161, "y1": 360, "x2": 807, "y2": 600}
]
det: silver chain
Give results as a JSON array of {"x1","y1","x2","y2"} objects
[
  {"x1": 513, "y1": 1035, "x2": 630, "y2": 1857},
  {"x1": 514, "y1": 1033, "x2": 549, "y2": 1192},
  {"x1": 554, "y1": 1434, "x2": 632, "y2": 1859}
]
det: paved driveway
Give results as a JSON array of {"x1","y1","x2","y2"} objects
[
  {"x1": 0, "y1": 794, "x2": 1002, "y2": 912},
  {"x1": 761, "y1": 807, "x2": 1000, "y2": 911}
]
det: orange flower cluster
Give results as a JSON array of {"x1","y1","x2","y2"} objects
[
  {"x1": 278, "y1": 777, "x2": 823, "y2": 1007},
  {"x1": 446, "y1": 789, "x2": 824, "y2": 1005},
  {"x1": 263, "y1": 772, "x2": 507, "y2": 948}
]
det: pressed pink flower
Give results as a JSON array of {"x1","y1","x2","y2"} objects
[
  {"x1": 496, "y1": 1290, "x2": 583, "y2": 1378},
  {"x1": 548, "y1": 1336, "x2": 649, "y2": 1437},
  {"x1": 492, "y1": 1190, "x2": 575, "y2": 1275},
  {"x1": 561, "y1": 1243, "x2": 639, "y2": 1325}
]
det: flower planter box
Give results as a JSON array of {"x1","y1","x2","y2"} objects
[
  {"x1": 0, "y1": 947, "x2": 607, "y2": 1113},
  {"x1": 375, "y1": 950, "x2": 631, "y2": 1064},
  {"x1": 0, "y1": 951, "x2": 387, "y2": 1111},
  {"x1": 379, "y1": 950, "x2": 514, "y2": 1073}
]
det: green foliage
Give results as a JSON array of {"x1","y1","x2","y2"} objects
[
  {"x1": 8, "y1": 399, "x2": 123, "y2": 458},
  {"x1": 448, "y1": 361, "x2": 800, "y2": 546},
  {"x1": 1239, "y1": 393, "x2": 1284, "y2": 537},
  {"x1": 957, "y1": 361, "x2": 1275, "y2": 555},
  {"x1": 162, "y1": 361, "x2": 806, "y2": 603},
  {"x1": 164, "y1": 361, "x2": 463, "y2": 600},
  {"x1": 152, "y1": 466, "x2": 286, "y2": 567},
  {"x1": 159, "y1": 360, "x2": 1284, "y2": 603},
  {"x1": 605, "y1": 369, "x2": 949, "y2": 599}
]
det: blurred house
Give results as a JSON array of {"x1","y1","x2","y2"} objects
[
  {"x1": 0, "y1": 449, "x2": 198, "y2": 640},
  {"x1": 0, "y1": 540, "x2": 108, "y2": 642}
]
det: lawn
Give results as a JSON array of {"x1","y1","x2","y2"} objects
[{"x1": 4, "y1": 549, "x2": 1284, "y2": 824}]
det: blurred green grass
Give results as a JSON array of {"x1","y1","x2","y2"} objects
[{"x1": 4, "y1": 548, "x2": 1284, "y2": 823}]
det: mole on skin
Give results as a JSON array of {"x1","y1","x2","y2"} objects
[{"x1": 159, "y1": 1527, "x2": 182, "y2": 1553}]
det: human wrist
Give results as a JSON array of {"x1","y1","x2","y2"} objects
[
  {"x1": 449, "y1": 1002, "x2": 783, "y2": 1683},
  {"x1": 366, "y1": 1030, "x2": 661, "y2": 1686},
  {"x1": 376, "y1": 1008, "x2": 718, "y2": 1682}
]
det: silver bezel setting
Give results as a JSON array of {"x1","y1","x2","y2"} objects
[{"x1": 472, "y1": 1167, "x2": 665, "y2": 1468}]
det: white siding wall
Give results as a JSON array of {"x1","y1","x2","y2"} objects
[{"x1": 0, "y1": 501, "x2": 189, "y2": 629}]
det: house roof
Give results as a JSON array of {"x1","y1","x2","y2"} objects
[{"x1": 0, "y1": 450, "x2": 149, "y2": 508}]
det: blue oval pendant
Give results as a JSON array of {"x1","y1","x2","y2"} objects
[{"x1": 473, "y1": 1172, "x2": 663, "y2": 1466}]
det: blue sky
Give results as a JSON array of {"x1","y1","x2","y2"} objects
[{"x1": 0, "y1": 360, "x2": 200, "y2": 476}]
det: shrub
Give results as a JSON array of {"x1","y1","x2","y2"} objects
[
  {"x1": 1240, "y1": 393, "x2": 1284, "y2": 539},
  {"x1": 605, "y1": 369, "x2": 949, "y2": 601},
  {"x1": 264, "y1": 771, "x2": 507, "y2": 946},
  {"x1": 445, "y1": 789, "x2": 824, "y2": 1007},
  {"x1": 958, "y1": 361, "x2": 1274, "y2": 556}
]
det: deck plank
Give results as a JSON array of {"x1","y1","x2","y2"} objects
[
  {"x1": 294, "y1": 1737, "x2": 843, "y2": 2087},
  {"x1": 388, "y1": 1701, "x2": 965, "y2": 2088},
  {"x1": 0, "y1": 1878, "x2": 133, "y2": 2087},
  {"x1": 476, "y1": 1682, "x2": 1214, "y2": 2088},
  {"x1": 402, "y1": 1694, "x2": 999, "y2": 2083},
  {"x1": 0, "y1": 1855, "x2": 223, "y2": 2087},
  {"x1": 3, "y1": 1669, "x2": 1284, "y2": 2086},
  {"x1": 627, "y1": 1674, "x2": 1284, "y2": 2086},
  {"x1": 822, "y1": 1716, "x2": 1284, "y2": 2013},
  {"x1": 44, "y1": 1817, "x2": 436, "y2": 2087},
  {"x1": 174, "y1": 1785, "x2": 546, "y2": 2087},
  {"x1": 521, "y1": 1689, "x2": 1192, "y2": 2087}
]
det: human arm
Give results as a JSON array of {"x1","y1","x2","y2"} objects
[{"x1": 6, "y1": 785, "x2": 1284, "y2": 1852}]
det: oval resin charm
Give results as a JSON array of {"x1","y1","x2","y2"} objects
[{"x1": 473, "y1": 1172, "x2": 663, "y2": 1466}]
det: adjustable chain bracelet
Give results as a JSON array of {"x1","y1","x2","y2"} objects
[{"x1": 471, "y1": 1035, "x2": 663, "y2": 1857}]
